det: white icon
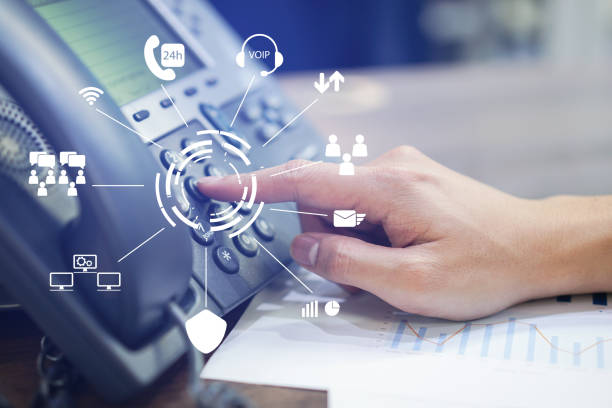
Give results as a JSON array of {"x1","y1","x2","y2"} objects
[
  {"x1": 37, "y1": 182, "x2": 47, "y2": 197},
  {"x1": 314, "y1": 70, "x2": 344, "y2": 94},
  {"x1": 339, "y1": 153, "x2": 354, "y2": 176},
  {"x1": 221, "y1": 249, "x2": 232, "y2": 262},
  {"x1": 324, "y1": 300, "x2": 341, "y2": 317},
  {"x1": 29, "y1": 151, "x2": 46, "y2": 166},
  {"x1": 301, "y1": 300, "x2": 319, "y2": 318},
  {"x1": 185, "y1": 309, "x2": 228, "y2": 354},
  {"x1": 78, "y1": 87, "x2": 104, "y2": 106},
  {"x1": 351, "y1": 134, "x2": 368, "y2": 157},
  {"x1": 76, "y1": 169, "x2": 86, "y2": 184},
  {"x1": 36, "y1": 153, "x2": 55, "y2": 168},
  {"x1": 325, "y1": 134, "x2": 341, "y2": 157},
  {"x1": 97, "y1": 272, "x2": 121, "y2": 292},
  {"x1": 67, "y1": 154, "x2": 86, "y2": 169},
  {"x1": 49, "y1": 272, "x2": 73, "y2": 291},
  {"x1": 73, "y1": 254, "x2": 97, "y2": 272},
  {"x1": 58, "y1": 170, "x2": 69, "y2": 184},
  {"x1": 45, "y1": 169, "x2": 56, "y2": 185},
  {"x1": 67, "y1": 182, "x2": 78, "y2": 197},
  {"x1": 235, "y1": 34, "x2": 284, "y2": 77},
  {"x1": 144, "y1": 35, "x2": 183, "y2": 81},
  {"x1": 59, "y1": 151, "x2": 77, "y2": 166},
  {"x1": 28, "y1": 170, "x2": 38, "y2": 185},
  {"x1": 333, "y1": 210, "x2": 366, "y2": 228}
]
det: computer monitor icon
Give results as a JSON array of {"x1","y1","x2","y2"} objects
[
  {"x1": 97, "y1": 272, "x2": 121, "y2": 291},
  {"x1": 73, "y1": 254, "x2": 97, "y2": 272},
  {"x1": 49, "y1": 272, "x2": 74, "y2": 291}
]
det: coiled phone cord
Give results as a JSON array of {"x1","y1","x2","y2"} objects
[{"x1": 166, "y1": 302, "x2": 254, "y2": 408}]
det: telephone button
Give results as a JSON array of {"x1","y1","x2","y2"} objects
[
  {"x1": 160, "y1": 98, "x2": 173, "y2": 108},
  {"x1": 213, "y1": 246, "x2": 240, "y2": 274},
  {"x1": 233, "y1": 232, "x2": 258, "y2": 257},
  {"x1": 256, "y1": 123, "x2": 279, "y2": 142},
  {"x1": 261, "y1": 96, "x2": 282, "y2": 110},
  {"x1": 233, "y1": 201, "x2": 251, "y2": 215},
  {"x1": 204, "y1": 164, "x2": 226, "y2": 178},
  {"x1": 133, "y1": 110, "x2": 150, "y2": 122},
  {"x1": 263, "y1": 108, "x2": 280, "y2": 123},
  {"x1": 253, "y1": 217, "x2": 275, "y2": 241},
  {"x1": 191, "y1": 221, "x2": 215, "y2": 246},
  {"x1": 184, "y1": 87, "x2": 197, "y2": 96},
  {"x1": 185, "y1": 176, "x2": 209, "y2": 202},
  {"x1": 160, "y1": 150, "x2": 184, "y2": 172},
  {"x1": 241, "y1": 104, "x2": 262, "y2": 123}
]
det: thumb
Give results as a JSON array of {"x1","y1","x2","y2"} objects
[{"x1": 290, "y1": 232, "x2": 410, "y2": 294}]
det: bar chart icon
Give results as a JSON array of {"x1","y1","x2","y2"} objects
[{"x1": 301, "y1": 300, "x2": 319, "y2": 318}]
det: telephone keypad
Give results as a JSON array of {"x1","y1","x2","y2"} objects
[{"x1": 213, "y1": 246, "x2": 239, "y2": 274}]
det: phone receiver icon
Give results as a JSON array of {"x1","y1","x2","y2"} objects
[{"x1": 144, "y1": 35, "x2": 176, "y2": 81}]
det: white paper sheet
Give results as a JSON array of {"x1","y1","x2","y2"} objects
[{"x1": 202, "y1": 270, "x2": 612, "y2": 407}]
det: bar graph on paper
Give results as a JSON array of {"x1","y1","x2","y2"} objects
[{"x1": 384, "y1": 293, "x2": 612, "y2": 370}]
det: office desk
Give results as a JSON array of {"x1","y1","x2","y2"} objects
[{"x1": 2, "y1": 62, "x2": 611, "y2": 406}]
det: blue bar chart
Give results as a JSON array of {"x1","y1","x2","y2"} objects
[{"x1": 388, "y1": 294, "x2": 612, "y2": 370}]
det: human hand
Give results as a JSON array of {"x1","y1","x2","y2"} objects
[{"x1": 197, "y1": 146, "x2": 612, "y2": 320}]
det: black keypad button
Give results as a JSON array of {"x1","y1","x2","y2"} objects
[
  {"x1": 241, "y1": 104, "x2": 262, "y2": 122},
  {"x1": 256, "y1": 123, "x2": 279, "y2": 142},
  {"x1": 191, "y1": 221, "x2": 215, "y2": 246},
  {"x1": 233, "y1": 201, "x2": 251, "y2": 215},
  {"x1": 185, "y1": 176, "x2": 209, "y2": 202},
  {"x1": 233, "y1": 232, "x2": 258, "y2": 257},
  {"x1": 160, "y1": 150, "x2": 184, "y2": 172},
  {"x1": 160, "y1": 98, "x2": 173, "y2": 108},
  {"x1": 184, "y1": 87, "x2": 197, "y2": 96},
  {"x1": 253, "y1": 217, "x2": 275, "y2": 241},
  {"x1": 261, "y1": 96, "x2": 282, "y2": 110},
  {"x1": 205, "y1": 77, "x2": 218, "y2": 87},
  {"x1": 213, "y1": 246, "x2": 239, "y2": 274},
  {"x1": 132, "y1": 110, "x2": 150, "y2": 122},
  {"x1": 263, "y1": 108, "x2": 281, "y2": 123},
  {"x1": 204, "y1": 164, "x2": 226, "y2": 178}
]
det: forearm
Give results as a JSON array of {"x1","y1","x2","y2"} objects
[{"x1": 533, "y1": 195, "x2": 612, "y2": 296}]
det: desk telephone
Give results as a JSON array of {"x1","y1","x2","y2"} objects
[{"x1": 0, "y1": 0, "x2": 323, "y2": 402}]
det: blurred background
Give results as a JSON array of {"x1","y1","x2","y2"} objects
[
  {"x1": 179, "y1": 0, "x2": 612, "y2": 199},
  {"x1": 207, "y1": 0, "x2": 612, "y2": 70}
]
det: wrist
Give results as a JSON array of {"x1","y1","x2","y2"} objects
[{"x1": 528, "y1": 195, "x2": 612, "y2": 297}]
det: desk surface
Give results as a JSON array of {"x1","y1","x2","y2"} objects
[{"x1": 2, "y1": 62, "x2": 611, "y2": 406}]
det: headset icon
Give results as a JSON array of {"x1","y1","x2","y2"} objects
[{"x1": 235, "y1": 34, "x2": 284, "y2": 77}]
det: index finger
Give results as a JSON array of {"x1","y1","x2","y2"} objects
[{"x1": 196, "y1": 159, "x2": 389, "y2": 221}]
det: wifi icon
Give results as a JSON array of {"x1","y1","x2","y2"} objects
[{"x1": 78, "y1": 86, "x2": 104, "y2": 106}]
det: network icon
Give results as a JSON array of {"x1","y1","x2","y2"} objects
[{"x1": 78, "y1": 86, "x2": 104, "y2": 106}]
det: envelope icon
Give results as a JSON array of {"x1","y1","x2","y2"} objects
[{"x1": 333, "y1": 210, "x2": 366, "y2": 227}]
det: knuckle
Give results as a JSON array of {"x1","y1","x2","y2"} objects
[{"x1": 319, "y1": 237, "x2": 353, "y2": 283}]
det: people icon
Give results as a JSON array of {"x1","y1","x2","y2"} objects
[
  {"x1": 325, "y1": 134, "x2": 341, "y2": 157},
  {"x1": 67, "y1": 182, "x2": 78, "y2": 197},
  {"x1": 352, "y1": 134, "x2": 368, "y2": 158},
  {"x1": 76, "y1": 169, "x2": 86, "y2": 185},
  {"x1": 28, "y1": 169, "x2": 38, "y2": 185},
  {"x1": 339, "y1": 153, "x2": 355, "y2": 176},
  {"x1": 37, "y1": 181, "x2": 48, "y2": 197},
  {"x1": 58, "y1": 169, "x2": 69, "y2": 185},
  {"x1": 45, "y1": 169, "x2": 56, "y2": 185}
]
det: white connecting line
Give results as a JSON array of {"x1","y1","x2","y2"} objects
[
  {"x1": 269, "y1": 160, "x2": 322, "y2": 177},
  {"x1": 269, "y1": 208, "x2": 327, "y2": 217},
  {"x1": 92, "y1": 185, "x2": 144, "y2": 187},
  {"x1": 262, "y1": 98, "x2": 319, "y2": 147},
  {"x1": 96, "y1": 108, "x2": 163, "y2": 149},
  {"x1": 230, "y1": 74, "x2": 256, "y2": 128},
  {"x1": 252, "y1": 237, "x2": 313, "y2": 294},
  {"x1": 117, "y1": 227, "x2": 166, "y2": 263},
  {"x1": 160, "y1": 83, "x2": 188, "y2": 128}
]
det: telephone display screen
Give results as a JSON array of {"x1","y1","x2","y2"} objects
[{"x1": 28, "y1": 0, "x2": 204, "y2": 106}]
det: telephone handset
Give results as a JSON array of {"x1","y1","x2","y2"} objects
[
  {"x1": 0, "y1": 0, "x2": 324, "y2": 402},
  {"x1": 144, "y1": 34, "x2": 177, "y2": 81}
]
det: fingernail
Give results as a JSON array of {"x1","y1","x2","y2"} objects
[{"x1": 291, "y1": 235, "x2": 320, "y2": 267}]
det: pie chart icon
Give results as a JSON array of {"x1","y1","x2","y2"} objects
[{"x1": 324, "y1": 300, "x2": 341, "y2": 317}]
